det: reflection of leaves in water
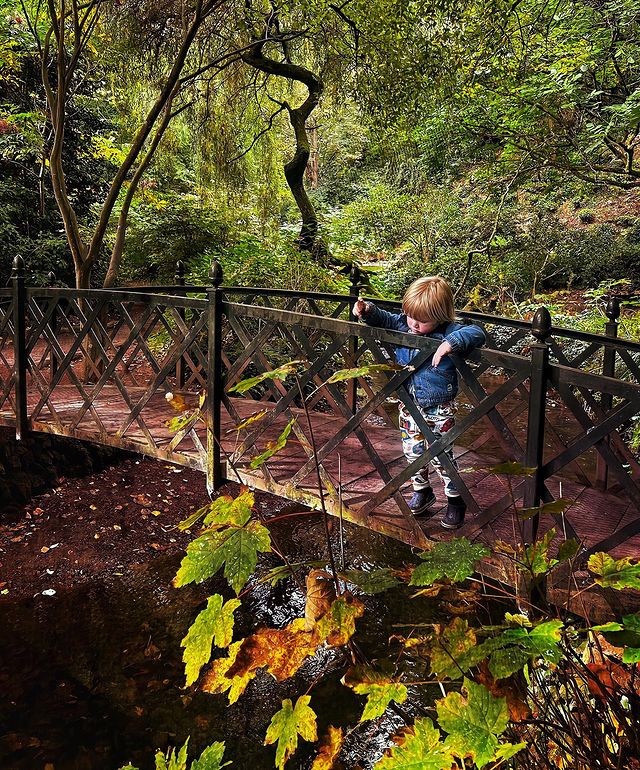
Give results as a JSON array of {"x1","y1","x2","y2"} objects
[{"x1": 264, "y1": 696, "x2": 317, "y2": 770}]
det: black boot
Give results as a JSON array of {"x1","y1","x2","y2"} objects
[
  {"x1": 409, "y1": 487, "x2": 436, "y2": 515},
  {"x1": 441, "y1": 496, "x2": 466, "y2": 529}
]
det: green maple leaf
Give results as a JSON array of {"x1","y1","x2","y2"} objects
[
  {"x1": 323, "y1": 362, "x2": 403, "y2": 384},
  {"x1": 203, "y1": 488, "x2": 255, "y2": 527},
  {"x1": 557, "y1": 538, "x2": 581, "y2": 562},
  {"x1": 588, "y1": 553, "x2": 640, "y2": 590},
  {"x1": 410, "y1": 538, "x2": 490, "y2": 586},
  {"x1": 250, "y1": 419, "x2": 296, "y2": 469},
  {"x1": 343, "y1": 666, "x2": 408, "y2": 721},
  {"x1": 482, "y1": 620, "x2": 563, "y2": 679},
  {"x1": 519, "y1": 498, "x2": 573, "y2": 520},
  {"x1": 174, "y1": 520, "x2": 271, "y2": 594},
  {"x1": 178, "y1": 489, "x2": 254, "y2": 532},
  {"x1": 525, "y1": 528, "x2": 558, "y2": 576},
  {"x1": 341, "y1": 568, "x2": 400, "y2": 594},
  {"x1": 437, "y1": 678, "x2": 511, "y2": 768},
  {"x1": 155, "y1": 739, "x2": 189, "y2": 770},
  {"x1": 181, "y1": 594, "x2": 241, "y2": 686},
  {"x1": 227, "y1": 360, "x2": 306, "y2": 394},
  {"x1": 264, "y1": 696, "x2": 318, "y2": 770},
  {"x1": 190, "y1": 742, "x2": 229, "y2": 770},
  {"x1": 373, "y1": 717, "x2": 454, "y2": 770}
]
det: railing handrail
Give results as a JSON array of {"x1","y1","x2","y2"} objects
[{"x1": 21, "y1": 282, "x2": 640, "y2": 355}]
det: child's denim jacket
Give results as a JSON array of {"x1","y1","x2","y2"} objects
[{"x1": 360, "y1": 303, "x2": 486, "y2": 407}]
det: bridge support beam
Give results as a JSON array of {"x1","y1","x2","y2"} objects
[
  {"x1": 12, "y1": 256, "x2": 28, "y2": 440},
  {"x1": 206, "y1": 259, "x2": 224, "y2": 494},
  {"x1": 523, "y1": 306, "x2": 551, "y2": 545}
]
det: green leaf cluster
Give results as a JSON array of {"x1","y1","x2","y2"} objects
[
  {"x1": 410, "y1": 538, "x2": 490, "y2": 586},
  {"x1": 429, "y1": 616, "x2": 564, "y2": 680}
]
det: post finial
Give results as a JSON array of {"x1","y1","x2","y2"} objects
[
  {"x1": 531, "y1": 306, "x2": 552, "y2": 342},
  {"x1": 209, "y1": 259, "x2": 223, "y2": 287},
  {"x1": 12, "y1": 255, "x2": 24, "y2": 277},
  {"x1": 47, "y1": 271, "x2": 56, "y2": 286},
  {"x1": 605, "y1": 296, "x2": 621, "y2": 322},
  {"x1": 175, "y1": 260, "x2": 185, "y2": 284}
]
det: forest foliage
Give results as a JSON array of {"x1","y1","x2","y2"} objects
[{"x1": 1, "y1": 0, "x2": 639, "y2": 313}]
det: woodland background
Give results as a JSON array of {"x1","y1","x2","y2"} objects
[{"x1": 1, "y1": 0, "x2": 640, "y2": 316}]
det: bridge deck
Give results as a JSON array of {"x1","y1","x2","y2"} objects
[{"x1": 5, "y1": 384, "x2": 638, "y2": 561}]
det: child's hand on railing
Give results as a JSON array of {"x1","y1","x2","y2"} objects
[
  {"x1": 432, "y1": 340, "x2": 453, "y2": 367},
  {"x1": 353, "y1": 298, "x2": 368, "y2": 318}
]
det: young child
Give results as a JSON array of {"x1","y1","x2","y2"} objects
[{"x1": 353, "y1": 276, "x2": 485, "y2": 529}]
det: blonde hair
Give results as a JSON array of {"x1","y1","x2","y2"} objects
[{"x1": 402, "y1": 276, "x2": 455, "y2": 325}]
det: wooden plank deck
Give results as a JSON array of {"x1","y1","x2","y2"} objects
[{"x1": 3, "y1": 384, "x2": 639, "y2": 563}]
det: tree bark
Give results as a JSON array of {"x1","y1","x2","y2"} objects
[{"x1": 241, "y1": 35, "x2": 326, "y2": 256}]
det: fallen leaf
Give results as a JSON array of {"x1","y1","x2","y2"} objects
[{"x1": 40, "y1": 546, "x2": 50, "y2": 554}]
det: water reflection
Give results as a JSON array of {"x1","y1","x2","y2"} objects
[{"x1": 0, "y1": 515, "x2": 440, "y2": 770}]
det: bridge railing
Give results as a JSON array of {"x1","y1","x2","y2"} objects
[{"x1": 1, "y1": 257, "x2": 639, "y2": 554}]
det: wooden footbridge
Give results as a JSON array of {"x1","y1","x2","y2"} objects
[{"x1": 1, "y1": 257, "x2": 640, "y2": 570}]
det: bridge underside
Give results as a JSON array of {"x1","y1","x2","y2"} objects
[{"x1": 3, "y1": 385, "x2": 638, "y2": 566}]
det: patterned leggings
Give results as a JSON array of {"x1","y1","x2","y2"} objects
[{"x1": 398, "y1": 402, "x2": 459, "y2": 497}]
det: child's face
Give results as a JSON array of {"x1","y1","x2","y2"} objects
[{"x1": 406, "y1": 316, "x2": 438, "y2": 335}]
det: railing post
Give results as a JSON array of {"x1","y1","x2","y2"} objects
[
  {"x1": 12, "y1": 255, "x2": 28, "y2": 440},
  {"x1": 48, "y1": 271, "x2": 58, "y2": 380},
  {"x1": 523, "y1": 306, "x2": 552, "y2": 544},
  {"x1": 206, "y1": 259, "x2": 224, "y2": 494},
  {"x1": 347, "y1": 263, "x2": 362, "y2": 415},
  {"x1": 595, "y1": 296, "x2": 620, "y2": 490},
  {"x1": 175, "y1": 260, "x2": 185, "y2": 390}
]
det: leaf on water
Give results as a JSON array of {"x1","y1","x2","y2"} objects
[
  {"x1": 343, "y1": 665, "x2": 408, "y2": 722},
  {"x1": 324, "y1": 362, "x2": 404, "y2": 384},
  {"x1": 525, "y1": 528, "x2": 558, "y2": 576},
  {"x1": 437, "y1": 678, "x2": 515, "y2": 769},
  {"x1": 200, "y1": 641, "x2": 257, "y2": 704},
  {"x1": 429, "y1": 617, "x2": 478, "y2": 680},
  {"x1": 264, "y1": 696, "x2": 318, "y2": 770},
  {"x1": 341, "y1": 568, "x2": 401, "y2": 594},
  {"x1": 173, "y1": 519, "x2": 271, "y2": 594},
  {"x1": 304, "y1": 569, "x2": 336, "y2": 631},
  {"x1": 315, "y1": 594, "x2": 365, "y2": 647},
  {"x1": 227, "y1": 361, "x2": 306, "y2": 394},
  {"x1": 181, "y1": 594, "x2": 241, "y2": 686},
  {"x1": 250, "y1": 419, "x2": 296, "y2": 469},
  {"x1": 225, "y1": 619, "x2": 320, "y2": 682},
  {"x1": 410, "y1": 538, "x2": 490, "y2": 586},
  {"x1": 310, "y1": 726, "x2": 343, "y2": 770},
  {"x1": 519, "y1": 497, "x2": 574, "y2": 520},
  {"x1": 233, "y1": 408, "x2": 269, "y2": 432},
  {"x1": 588, "y1": 552, "x2": 640, "y2": 590},
  {"x1": 373, "y1": 717, "x2": 454, "y2": 770}
]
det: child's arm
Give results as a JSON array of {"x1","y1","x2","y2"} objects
[
  {"x1": 352, "y1": 300, "x2": 404, "y2": 330},
  {"x1": 444, "y1": 323, "x2": 486, "y2": 356}
]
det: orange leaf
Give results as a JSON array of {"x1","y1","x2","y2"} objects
[
  {"x1": 311, "y1": 726, "x2": 344, "y2": 770},
  {"x1": 227, "y1": 619, "x2": 320, "y2": 682},
  {"x1": 476, "y1": 662, "x2": 531, "y2": 722}
]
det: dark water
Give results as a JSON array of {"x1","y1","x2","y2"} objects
[{"x1": 0, "y1": 514, "x2": 445, "y2": 770}]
